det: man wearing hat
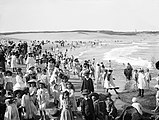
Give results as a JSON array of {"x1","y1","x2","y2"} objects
[
  {"x1": 37, "y1": 80, "x2": 49, "y2": 120},
  {"x1": 81, "y1": 89, "x2": 95, "y2": 120},
  {"x1": 81, "y1": 70, "x2": 94, "y2": 94},
  {"x1": 131, "y1": 97, "x2": 143, "y2": 116}
]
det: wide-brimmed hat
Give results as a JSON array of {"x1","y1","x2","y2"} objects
[
  {"x1": 17, "y1": 68, "x2": 22, "y2": 72},
  {"x1": 29, "y1": 66, "x2": 35, "y2": 70},
  {"x1": 39, "y1": 80, "x2": 45, "y2": 85},
  {"x1": 83, "y1": 69, "x2": 90, "y2": 76},
  {"x1": 139, "y1": 68, "x2": 144, "y2": 72},
  {"x1": 5, "y1": 94, "x2": 13, "y2": 99},
  {"x1": 5, "y1": 96, "x2": 14, "y2": 104},
  {"x1": 81, "y1": 89, "x2": 89, "y2": 95},
  {"x1": 28, "y1": 79, "x2": 37, "y2": 83},
  {"x1": 106, "y1": 67, "x2": 113, "y2": 72},
  {"x1": 28, "y1": 52, "x2": 33, "y2": 55},
  {"x1": 5, "y1": 70, "x2": 12, "y2": 76},
  {"x1": 132, "y1": 97, "x2": 138, "y2": 103},
  {"x1": 89, "y1": 92, "x2": 99, "y2": 99},
  {"x1": 154, "y1": 85, "x2": 159, "y2": 89}
]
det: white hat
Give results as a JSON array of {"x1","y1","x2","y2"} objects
[
  {"x1": 154, "y1": 85, "x2": 159, "y2": 89},
  {"x1": 13, "y1": 84, "x2": 22, "y2": 91},
  {"x1": 132, "y1": 97, "x2": 138, "y2": 103},
  {"x1": 28, "y1": 79, "x2": 37, "y2": 83},
  {"x1": 29, "y1": 65, "x2": 35, "y2": 69}
]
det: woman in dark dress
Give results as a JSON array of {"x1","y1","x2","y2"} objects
[{"x1": 0, "y1": 51, "x2": 6, "y2": 72}]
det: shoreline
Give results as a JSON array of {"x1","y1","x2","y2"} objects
[{"x1": 103, "y1": 45, "x2": 153, "y2": 69}]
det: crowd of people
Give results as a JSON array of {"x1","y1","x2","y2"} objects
[{"x1": 0, "y1": 38, "x2": 158, "y2": 120}]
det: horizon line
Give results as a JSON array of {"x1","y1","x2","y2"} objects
[{"x1": 1, "y1": 29, "x2": 159, "y2": 35}]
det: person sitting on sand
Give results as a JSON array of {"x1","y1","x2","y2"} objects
[
  {"x1": 152, "y1": 85, "x2": 159, "y2": 113},
  {"x1": 105, "y1": 95, "x2": 117, "y2": 120},
  {"x1": 131, "y1": 97, "x2": 143, "y2": 116}
]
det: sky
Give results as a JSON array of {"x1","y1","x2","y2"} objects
[{"x1": 0, "y1": 0, "x2": 159, "y2": 32}]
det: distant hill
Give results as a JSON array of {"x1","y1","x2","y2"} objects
[{"x1": 0, "y1": 30, "x2": 159, "y2": 36}]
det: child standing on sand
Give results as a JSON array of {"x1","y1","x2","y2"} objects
[
  {"x1": 145, "y1": 68, "x2": 151, "y2": 89},
  {"x1": 11, "y1": 52, "x2": 17, "y2": 72},
  {"x1": 132, "y1": 69, "x2": 138, "y2": 90},
  {"x1": 60, "y1": 91, "x2": 74, "y2": 120}
]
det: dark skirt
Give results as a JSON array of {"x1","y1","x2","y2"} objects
[{"x1": 5, "y1": 82, "x2": 13, "y2": 91}]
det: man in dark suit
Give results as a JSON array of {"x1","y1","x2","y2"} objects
[
  {"x1": 81, "y1": 70, "x2": 94, "y2": 94},
  {"x1": 81, "y1": 89, "x2": 95, "y2": 120},
  {"x1": 0, "y1": 51, "x2": 6, "y2": 72}
]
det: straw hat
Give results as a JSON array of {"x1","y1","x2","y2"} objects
[
  {"x1": 39, "y1": 80, "x2": 45, "y2": 85},
  {"x1": 28, "y1": 79, "x2": 37, "y2": 83},
  {"x1": 89, "y1": 92, "x2": 99, "y2": 99},
  {"x1": 17, "y1": 68, "x2": 22, "y2": 72},
  {"x1": 81, "y1": 89, "x2": 89, "y2": 95},
  {"x1": 139, "y1": 68, "x2": 144, "y2": 72},
  {"x1": 29, "y1": 66, "x2": 35, "y2": 70},
  {"x1": 132, "y1": 97, "x2": 138, "y2": 103},
  {"x1": 154, "y1": 84, "x2": 159, "y2": 89},
  {"x1": 83, "y1": 69, "x2": 90, "y2": 76},
  {"x1": 5, "y1": 70, "x2": 12, "y2": 76}
]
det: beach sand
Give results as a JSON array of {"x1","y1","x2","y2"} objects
[
  {"x1": 1, "y1": 32, "x2": 159, "y2": 88},
  {"x1": 1, "y1": 31, "x2": 159, "y2": 111}
]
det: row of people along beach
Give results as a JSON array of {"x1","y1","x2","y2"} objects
[{"x1": 0, "y1": 36, "x2": 159, "y2": 120}]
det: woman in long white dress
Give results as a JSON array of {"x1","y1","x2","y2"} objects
[
  {"x1": 4, "y1": 98, "x2": 20, "y2": 120},
  {"x1": 13, "y1": 72, "x2": 26, "y2": 91},
  {"x1": 11, "y1": 52, "x2": 17, "y2": 72},
  {"x1": 137, "y1": 69, "x2": 146, "y2": 97},
  {"x1": 104, "y1": 69, "x2": 115, "y2": 92},
  {"x1": 25, "y1": 53, "x2": 36, "y2": 71},
  {"x1": 60, "y1": 91, "x2": 74, "y2": 120}
]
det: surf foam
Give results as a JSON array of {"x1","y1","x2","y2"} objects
[{"x1": 103, "y1": 45, "x2": 152, "y2": 68}]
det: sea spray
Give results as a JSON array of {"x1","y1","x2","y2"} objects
[{"x1": 103, "y1": 45, "x2": 153, "y2": 69}]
